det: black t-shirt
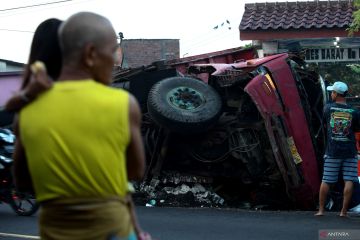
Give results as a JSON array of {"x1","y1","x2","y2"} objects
[{"x1": 324, "y1": 102, "x2": 359, "y2": 158}]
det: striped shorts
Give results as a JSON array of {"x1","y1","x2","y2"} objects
[{"x1": 322, "y1": 156, "x2": 359, "y2": 183}]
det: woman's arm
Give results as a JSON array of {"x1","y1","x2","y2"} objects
[
  {"x1": 4, "y1": 91, "x2": 34, "y2": 112},
  {"x1": 5, "y1": 61, "x2": 52, "y2": 112}
]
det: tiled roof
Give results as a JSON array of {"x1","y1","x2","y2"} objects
[{"x1": 240, "y1": 0, "x2": 355, "y2": 31}]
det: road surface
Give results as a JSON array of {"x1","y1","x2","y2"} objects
[{"x1": 0, "y1": 204, "x2": 359, "y2": 240}]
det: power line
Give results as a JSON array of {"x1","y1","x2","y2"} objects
[
  {"x1": 0, "y1": 0, "x2": 95, "y2": 19},
  {"x1": 182, "y1": 31, "x2": 225, "y2": 49},
  {"x1": 182, "y1": 31, "x2": 239, "y2": 56},
  {"x1": 0, "y1": 0, "x2": 75, "y2": 12},
  {"x1": 0, "y1": 28, "x2": 34, "y2": 33},
  {"x1": 182, "y1": 30, "x2": 236, "y2": 51},
  {"x1": 180, "y1": 19, "x2": 233, "y2": 43},
  {"x1": 181, "y1": 22, "x2": 235, "y2": 51}
]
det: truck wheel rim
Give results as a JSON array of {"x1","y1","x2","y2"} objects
[{"x1": 167, "y1": 87, "x2": 205, "y2": 110}]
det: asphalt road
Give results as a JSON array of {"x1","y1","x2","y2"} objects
[{"x1": 0, "y1": 203, "x2": 359, "y2": 240}]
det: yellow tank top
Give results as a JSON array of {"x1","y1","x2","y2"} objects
[{"x1": 20, "y1": 80, "x2": 130, "y2": 202}]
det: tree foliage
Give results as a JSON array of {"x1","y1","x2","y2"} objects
[
  {"x1": 347, "y1": 64, "x2": 360, "y2": 74},
  {"x1": 308, "y1": 63, "x2": 360, "y2": 96},
  {"x1": 347, "y1": 0, "x2": 360, "y2": 36}
]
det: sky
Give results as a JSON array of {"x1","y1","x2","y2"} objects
[{"x1": 0, "y1": 0, "x2": 307, "y2": 63}]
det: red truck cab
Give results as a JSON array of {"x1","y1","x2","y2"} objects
[{"x1": 184, "y1": 53, "x2": 326, "y2": 208}]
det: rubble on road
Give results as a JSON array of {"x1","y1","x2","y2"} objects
[
  {"x1": 132, "y1": 172, "x2": 292, "y2": 210},
  {"x1": 132, "y1": 174, "x2": 226, "y2": 208}
]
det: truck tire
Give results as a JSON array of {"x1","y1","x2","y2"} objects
[{"x1": 147, "y1": 76, "x2": 222, "y2": 133}]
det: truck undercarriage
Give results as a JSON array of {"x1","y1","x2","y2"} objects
[{"x1": 112, "y1": 52, "x2": 333, "y2": 210}]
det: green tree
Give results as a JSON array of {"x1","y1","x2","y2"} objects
[
  {"x1": 312, "y1": 63, "x2": 360, "y2": 96},
  {"x1": 347, "y1": 0, "x2": 360, "y2": 36},
  {"x1": 345, "y1": 0, "x2": 360, "y2": 96}
]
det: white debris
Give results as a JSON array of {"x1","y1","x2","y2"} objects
[
  {"x1": 350, "y1": 203, "x2": 360, "y2": 213},
  {"x1": 191, "y1": 183, "x2": 206, "y2": 194}
]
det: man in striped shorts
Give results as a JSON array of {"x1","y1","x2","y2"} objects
[{"x1": 315, "y1": 81, "x2": 359, "y2": 217}]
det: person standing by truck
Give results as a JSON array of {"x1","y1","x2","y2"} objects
[{"x1": 315, "y1": 81, "x2": 359, "y2": 217}]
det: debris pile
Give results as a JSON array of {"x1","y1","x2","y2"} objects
[
  {"x1": 133, "y1": 173, "x2": 226, "y2": 208},
  {"x1": 132, "y1": 172, "x2": 294, "y2": 210}
]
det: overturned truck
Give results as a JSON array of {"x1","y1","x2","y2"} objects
[{"x1": 112, "y1": 50, "x2": 328, "y2": 209}]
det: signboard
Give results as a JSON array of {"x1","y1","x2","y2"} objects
[{"x1": 305, "y1": 48, "x2": 360, "y2": 63}]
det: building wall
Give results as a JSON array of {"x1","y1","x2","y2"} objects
[
  {"x1": 0, "y1": 61, "x2": 23, "y2": 72},
  {"x1": 0, "y1": 72, "x2": 22, "y2": 107},
  {"x1": 122, "y1": 39, "x2": 179, "y2": 68}
]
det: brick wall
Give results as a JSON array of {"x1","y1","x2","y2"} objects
[{"x1": 122, "y1": 39, "x2": 179, "y2": 68}]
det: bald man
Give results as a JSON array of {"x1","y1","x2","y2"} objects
[{"x1": 13, "y1": 12, "x2": 145, "y2": 240}]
